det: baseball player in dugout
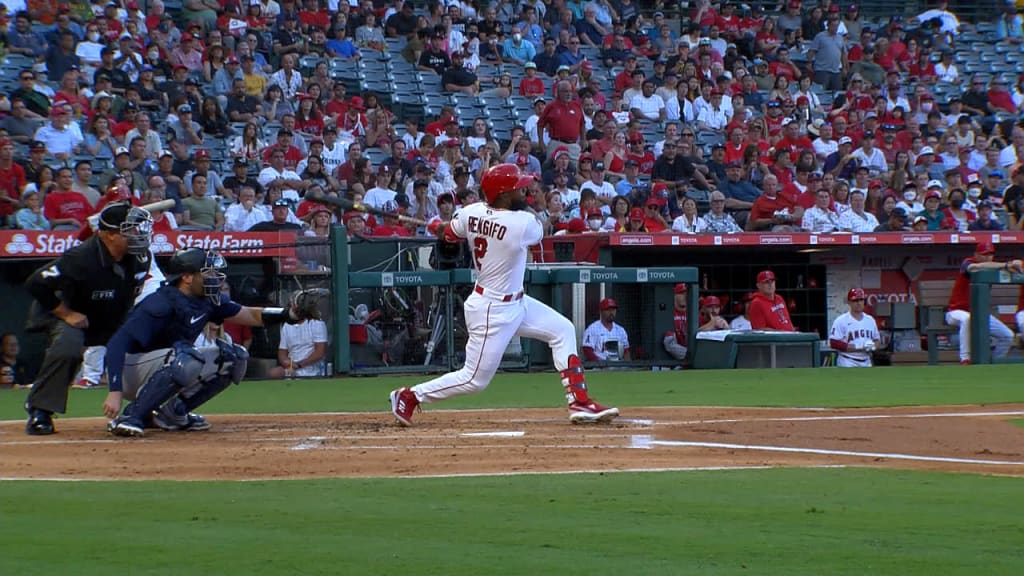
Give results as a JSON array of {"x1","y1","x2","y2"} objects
[
  {"x1": 663, "y1": 283, "x2": 689, "y2": 361},
  {"x1": 748, "y1": 270, "x2": 795, "y2": 331},
  {"x1": 390, "y1": 163, "x2": 619, "y2": 426},
  {"x1": 697, "y1": 296, "x2": 731, "y2": 332},
  {"x1": 829, "y1": 288, "x2": 881, "y2": 367},
  {"x1": 946, "y1": 242, "x2": 1022, "y2": 365},
  {"x1": 583, "y1": 298, "x2": 633, "y2": 362},
  {"x1": 23, "y1": 202, "x2": 154, "y2": 436},
  {"x1": 102, "y1": 248, "x2": 327, "y2": 437}
]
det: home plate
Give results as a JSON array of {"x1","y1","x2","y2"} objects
[{"x1": 460, "y1": 431, "x2": 525, "y2": 438}]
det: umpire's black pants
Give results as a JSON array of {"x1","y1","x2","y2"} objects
[{"x1": 26, "y1": 321, "x2": 85, "y2": 414}]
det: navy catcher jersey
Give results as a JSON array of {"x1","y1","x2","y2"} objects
[{"x1": 104, "y1": 284, "x2": 242, "y2": 392}]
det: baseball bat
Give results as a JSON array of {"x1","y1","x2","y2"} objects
[{"x1": 305, "y1": 189, "x2": 431, "y2": 227}]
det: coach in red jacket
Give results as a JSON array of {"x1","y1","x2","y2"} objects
[{"x1": 748, "y1": 270, "x2": 795, "y2": 331}]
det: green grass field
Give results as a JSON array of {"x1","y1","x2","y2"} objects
[{"x1": 2, "y1": 366, "x2": 1023, "y2": 575}]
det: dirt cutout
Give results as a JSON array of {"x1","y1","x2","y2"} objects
[{"x1": 1, "y1": 405, "x2": 1023, "y2": 480}]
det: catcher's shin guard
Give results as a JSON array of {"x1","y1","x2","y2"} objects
[
  {"x1": 116, "y1": 344, "x2": 204, "y2": 428},
  {"x1": 180, "y1": 373, "x2": 233, "y2": 413},
  {"x1": 560, "y1": 354, "x2": 591, "y2": 404}
]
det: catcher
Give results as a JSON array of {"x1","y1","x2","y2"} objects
[{"x1": 103, "y1": 248, "x2": 327, "y2": 437}]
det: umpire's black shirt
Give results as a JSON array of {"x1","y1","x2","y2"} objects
[{"x1": 26, "y1": 235, "x2": 151, "y2": 346}]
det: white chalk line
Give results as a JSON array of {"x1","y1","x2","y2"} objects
[
  {"x1": 289, "y1": 443, "x2": 632, "y2": 451},
  {"x1": 641, "y1": 439, "x2": 1024, "y2": 466},
  {"x1": 660, "y1": 410, "x2": 1024, "y2": 426}
]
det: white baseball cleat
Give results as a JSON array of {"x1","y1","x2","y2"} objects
[{"x1": 568, "y1": 400, "x2": 620, "y2": 423}]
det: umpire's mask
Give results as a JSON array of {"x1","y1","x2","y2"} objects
[{"x1": 99, "y1": 202, "x2": 153, "y2": 255}]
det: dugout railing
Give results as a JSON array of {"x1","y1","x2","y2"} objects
[{"x1": 968, "y1": 270, "x2": 1024, "y2": 365}]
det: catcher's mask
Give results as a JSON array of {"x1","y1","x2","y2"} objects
[
  {"x1": 98, "y1": 202, "x2": 153, "y2": 255},
  {"x1": 166, "y1": 248, "x2": 227, "y2": 304}
]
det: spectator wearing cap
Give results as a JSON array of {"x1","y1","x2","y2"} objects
[
  {"x1": 223, "y1": 156, "x2": 265, "y2": 202},
  {"x1": 442, "y1": 51, "x2": 478, "y2": 95},
  {"x1": 248, "y1": 198, "x2": 304, "y2": 232},
  {"x1": 184, "y1": 148, "x2": 229, "y2": 199},
  {"x1": 518, "y1": 62, "x2": 546, "y2": 98},
  {"x1": 851, "y1": 130, "x2": 887, "y2": 175},
  {"x1": 579, "y1": 160, "x2": 616, "y2": 208},
  {"x1": 33, "y1": 105, "x2": 83, "y2": 160},
  {"x1": 968, "y1": 201, "x2": 1004, "y2": 231},
  {"x1": 696, "y1": 89, "x2": 730, "y2": 133},
  {"x1": 749, "y1": 270, "x2": 795, "y2": 331},
  {"x1": 874, "y1": 206, "x2": 909, "y2": 232},
  {"x1": 262, "y1": 128, "x2": 304, "y2": 169},
  {"x1": 167, "y1": 104, "x2": 204, "y2": 149},
  {"x1": 170, "y1": 32, "x2": 203, "y2": 75},
  {"x1": 915, "y1": 188, "x2": 945, "y2": 230}
]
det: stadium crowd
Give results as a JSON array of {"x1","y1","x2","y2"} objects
[{"x1": 0, "y1": 0, "x2": 1023, "y2": 239}]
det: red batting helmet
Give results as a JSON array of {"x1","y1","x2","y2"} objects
[
  {"x1": 479, "y1": 163, "x2": 535, "y2": 204},
  {"x1": 847, "y1": 288, "x2": 866, "y2": 301},
  {"x1": 599, "y1": 298, "x2": 618, "y2": 310}
]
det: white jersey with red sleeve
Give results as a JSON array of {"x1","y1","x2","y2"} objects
[
  {"x1": 828, "y1": 312, "x2": 879, "y2": 366},
  {"x1": 449, "y1": 202, "x2": 542, "y2": 294}
]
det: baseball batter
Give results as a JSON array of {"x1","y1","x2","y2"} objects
[
  {"x1": 828, "y1": 288, "x2": 880, "y2": 367},
  {"x1": 946, "y1": 242, "x2": 1020, "y2": 364},
  {"x1": 390, "y1": 163, "x2": 619, "y2": 426}
]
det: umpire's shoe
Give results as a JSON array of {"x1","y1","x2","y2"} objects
[
  {"x1": 25, "y1": 406, "x2": 55, "y2": 436},
  {"x1": 108, "y1": 417, "x2": 145, "y2": 438}
]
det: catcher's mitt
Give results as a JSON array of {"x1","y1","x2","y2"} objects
[{"x1": 289, "y1": 288, "x2": 329, "y2": 322}]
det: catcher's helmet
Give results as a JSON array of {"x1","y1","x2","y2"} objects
[
  {"x1": 165, "y1": 248, "x2": 227, "y2": 304},
  {"x1": 479, "y1": 163, "x2": 535, "y2": 204},
  {"x1": 847, "y1": 287, "x2": 866, "y2": 301}
]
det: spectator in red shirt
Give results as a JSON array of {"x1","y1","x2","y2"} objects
[
  {"x1": 987, "y1": 78, "x2": 1018, "y2": 114},
  {"x1": 538, "y1": 80, "x2": 585, "y2": 160},
  {"x1": 0, "y1": 139, "x2": 25, "y2": 222},
  {"x1": 518, "y1": 62, "x2": 546, "y2": 97},
  {"x1": 262, "y1": 129, "x2": 304, "y2": 169},
  {"x1": 748, "y1": 173, "x2": 803, "y2": 231},
  {"x1": 748, "y1": 270, "x2": 795, "y2": 331},
  {"x1": 43, "y1": 167, "x2": 93, "y2": 230}
]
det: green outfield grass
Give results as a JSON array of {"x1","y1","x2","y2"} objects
[{"x1": 2, "y1": 365, "x2": 1023, "y2": 574}]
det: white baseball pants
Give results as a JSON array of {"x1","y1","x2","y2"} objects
[
  {"x1": 945, "y1": 310, "x2": 1013, "y2": 362},
  {"x1": 412, "y1": 293, "x2": 576, "y2": 403}
]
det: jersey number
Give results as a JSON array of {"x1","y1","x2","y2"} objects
[{"x1": 473, "y1": 237, "x2": 489, "y2": 269}]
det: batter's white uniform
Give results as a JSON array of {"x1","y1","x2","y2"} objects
[
  {"x1": 80, "y1": 249, "x2": 166, "y2": 385},
  {"x1": 829, "y1": 311, "x2": 880, "y2": 367},
  {"x1": 409, "y1": 203, "x2": 579, "y2": 403},
  {"x1": 582, "y1": 320, "x2": 630, "y2": 361}
]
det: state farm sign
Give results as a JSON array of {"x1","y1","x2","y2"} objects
[{"x1": 0, "y1": 231, "x2": 298, "y2": 259}]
